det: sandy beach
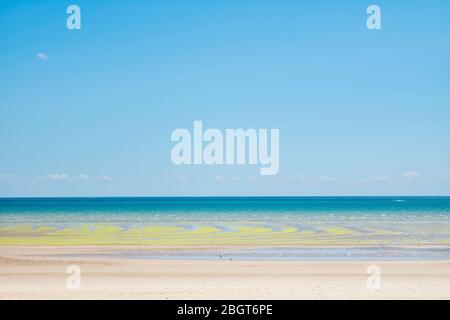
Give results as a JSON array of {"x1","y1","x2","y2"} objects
[{"x1": 1, "y1": 245, "x2": 449, "y2": 300}]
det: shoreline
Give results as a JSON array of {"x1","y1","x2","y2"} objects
[{"x1": 2, "y1": 244, "x2": 450, "y2": 262}]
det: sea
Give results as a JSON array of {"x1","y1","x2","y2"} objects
[{"x1": 1, "y1": 196, "x2": 450, "y2": 260}]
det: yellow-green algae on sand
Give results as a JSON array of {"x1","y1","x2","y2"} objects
[{"x1": 1, "y1": 222, "x2": 449, "y2": 246}]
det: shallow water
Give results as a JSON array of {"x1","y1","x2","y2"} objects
[{"x1": 1, "y1": 197, "x2": 450, "y2": 259}]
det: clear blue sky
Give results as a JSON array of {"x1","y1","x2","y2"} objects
[{"x1": 1, "y1": 0, "x2": 449, "y2": 196}]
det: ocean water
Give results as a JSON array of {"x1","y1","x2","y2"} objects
[{"x1": 1, "y1": 197, "x2": 450, "y2": 260}]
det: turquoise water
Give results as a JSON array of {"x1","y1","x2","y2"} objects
[
  {"x1": 1, "y1": 196, "x2": 450, "y2": 223},
  {"x1": 1, "y1": 197, "x2": 450, "y2": 260}
]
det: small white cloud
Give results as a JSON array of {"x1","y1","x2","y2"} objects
[
  {"x1": 76, "y1": 173, "x2": 91, "y2": 180},
  {"x1": 272, "y1": 174, "x2": 342, "y2": 183},
  {"x1": 272, "y1": 174, "x2": 307, "y2": 182},
  {"x1": 402, "y1": 171, "x2": 420, "y2": 180},
  {"x1": 48, "y1": 173, "x2": 70, "y2": 181},
  {"x1": 314, "y1": 175, "x2": 339, "y2": 182},
  {"x1": 48, "y1": 173, "x2": 67, "y2": 180},
  {"x1": 36, "y1": 52, "x2": 48, "y2": 60},
  {"x1": 47, "y1": 173, "x2": 111, "y2": 181},
  {"x1": 2, "y1": 173, "x2": 112, "y2": 183},
  {"x1": 363, "y1": 176, "x2": 389, "y2": 182},
  {"x1": 210, "y1": 175, "x2": 241, "y2": 182},
  {"x1": 98, "y1": 175, "x2": 112, "y2": 181},
  {"x1": 0, "y1": 174, "x2": 18, "y2": 182}
]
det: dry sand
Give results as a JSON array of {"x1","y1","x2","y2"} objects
[{"x1": 1, "y1": 246, "x2": 449, "y2": 299}]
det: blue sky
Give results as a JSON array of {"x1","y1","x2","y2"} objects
[{"x1": 0, "y1": 0, "x2": 449, "y2": 196}]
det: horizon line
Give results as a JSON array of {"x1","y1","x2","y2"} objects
[{"x1": 1, "y1": 195, "x2": 450, "y2": 199}]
